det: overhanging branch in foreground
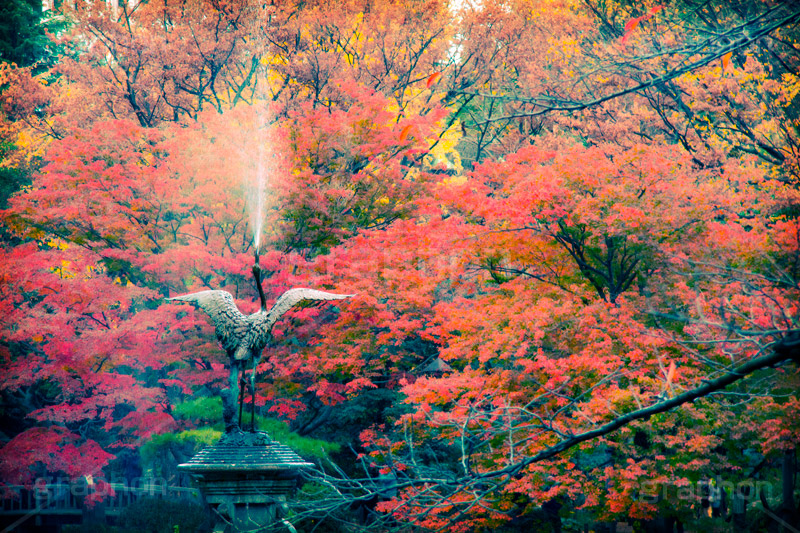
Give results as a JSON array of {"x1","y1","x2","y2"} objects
[
  {"x1": 291, "y1": 334, "x2": 798, "y2": 530},
  {"x1": 488, "y1": 334, "x2": 799, "y2": 481}
]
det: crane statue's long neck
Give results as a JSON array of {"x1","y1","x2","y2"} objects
[{"x1": 252, "y1": 263, "x2": 267, "y2": 313}]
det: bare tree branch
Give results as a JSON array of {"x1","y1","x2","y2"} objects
[{"x1": 456, "y1": 5, "x2": 800, "y2": 119}]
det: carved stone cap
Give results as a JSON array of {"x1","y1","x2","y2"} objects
[{"x1": 178, "y1": 431, "x2": 314, "y2": 473}]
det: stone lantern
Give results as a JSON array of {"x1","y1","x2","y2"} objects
[{"x1": 178, "y1": 431, "x2": 313, "y2": 532}]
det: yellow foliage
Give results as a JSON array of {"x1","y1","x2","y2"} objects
[
  {"x1": 53, "y1": 260, "x2": 75, "y2": 279},
  {"x1": 781, "y1": 73, "x2": 800, "y2": 107},
  {"x1": 12, "y1": 129, "x2": 51, "y2": 167},
  {"x1": 442, "y1": 174, "x2": 467, "y2": 186},
  {"x1": 426, "y1": 119, "x2": 463, "y2": 174},
  {"x1": 46, "y1": 238, "x2": 70, "y2": 250}
]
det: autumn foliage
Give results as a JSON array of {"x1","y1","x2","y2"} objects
[{"x1": 1, "y1": 0, "x2": 799, "y2": 531}]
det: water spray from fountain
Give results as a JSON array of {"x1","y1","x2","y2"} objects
[
  {"x1": 248, "y1": 88, "x2": 275, "y2": 305},
  {"x1": 249, "y1": 105, "x2": 271, "y2": 315},
  {"x1": 250, "y1": 103, "x2": 270, "y2": 264}
]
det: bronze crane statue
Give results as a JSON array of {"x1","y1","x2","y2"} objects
[{"x1": 168, "y1": 263, "x2": 353, "y2": 432}]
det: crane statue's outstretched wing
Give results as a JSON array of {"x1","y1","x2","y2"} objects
[
  {"x1": 265, "y1": 288, "x2": 354, "y2": 330},
  {"x1": 167, "y1": 290, "x2": 247, "y2": 354}
]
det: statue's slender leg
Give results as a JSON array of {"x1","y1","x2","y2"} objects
[
  {"x1": 238, "y1": 366, "x2": 246, "y2": 429},
  {"x1": 250, "y1": 357, "x2": 258, "y2": 432},
  {"x1": 223, "y1": 359, "x2": 241, "y2": 432}
]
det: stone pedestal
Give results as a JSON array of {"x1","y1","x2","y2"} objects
[{"x1": 178, "y1": 431, "x2": 313, "y2": 533}]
